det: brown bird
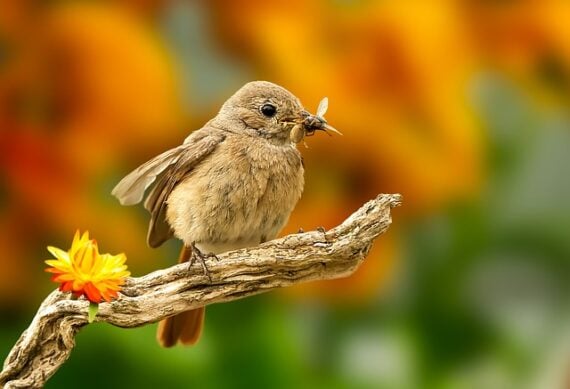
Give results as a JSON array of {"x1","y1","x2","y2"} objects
[{"x1": 112, "y1": 81, "x2": 340, "y2": 347}]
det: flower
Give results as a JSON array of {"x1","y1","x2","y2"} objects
[{"x1": 45, "y1": 231, "x2": 130, "y2": 303}]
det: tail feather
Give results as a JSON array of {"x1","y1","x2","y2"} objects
[
  {"x1": 179, "y1": 307, "x2": 205, "y2": 345},
  {"x1": 157, "y1": 308, "x2": 205, "y2": 347}
]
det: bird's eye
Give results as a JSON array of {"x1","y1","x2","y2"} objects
[{"x1": 260, "y1": 104, "x2": 277, "y2": 118}]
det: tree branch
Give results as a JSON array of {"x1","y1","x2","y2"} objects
[{"x1": 0, "y1": 193, "x2": 402, "y2": 388}]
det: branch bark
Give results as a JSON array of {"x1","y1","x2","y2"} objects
[{"x1": 0, "y1": 193, "x2": 401, "y2": 388}]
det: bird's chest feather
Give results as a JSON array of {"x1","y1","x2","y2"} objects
[{"x1": 166, "y1": 137, "x2": 304, "y2": 246}]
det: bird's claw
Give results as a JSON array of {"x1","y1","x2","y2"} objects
[{"x1": 189, "y1": 242, "x2": 217, "y2": 282}]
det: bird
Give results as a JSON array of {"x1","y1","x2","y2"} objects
[{"x1": 111, "y1": 81, "x2": 340, "y2": 347}]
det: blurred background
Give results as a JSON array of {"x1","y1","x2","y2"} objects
[{"x1": 1, "y1": 0, "x2": 569, "y2": 388}]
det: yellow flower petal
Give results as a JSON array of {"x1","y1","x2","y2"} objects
[
  {"x1": 47, "y1": 246, "x2": 69, "y2": 261},
  {"x1": 45, "y1": 230, "x2": 130, "y2": 303}
]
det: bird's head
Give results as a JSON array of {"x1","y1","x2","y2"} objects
[{"x1": 217, "y1": 81, "x2": 341, "y2": 144}]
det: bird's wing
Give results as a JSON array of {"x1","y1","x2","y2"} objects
[
  {"x1": 145, "y1": 130, "x2": 225, "y2": 248},
  {"x1": 111, "y1": 146, "x2": 186, "y2": 206},
  {"x1": 112, "y1": 129, "x2": 225, "y2": 247}
]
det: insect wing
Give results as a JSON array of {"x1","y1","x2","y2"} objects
[{"x1": 316, "y1": 97, "x2": 328, "y2": 118}]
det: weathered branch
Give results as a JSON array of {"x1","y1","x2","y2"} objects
[{"x1": 0, "y1": 193, "x2": 401, "y2": 388}]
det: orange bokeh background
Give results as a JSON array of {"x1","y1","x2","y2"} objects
[{"x1": 1, "y1": 1, "x2": 568, "y2": 388}]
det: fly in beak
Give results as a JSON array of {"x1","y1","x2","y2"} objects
[
  {"x1": 302, "y1": 112, "x2": 342, "y2": 136},
  {"x1": 300, "y1": 97, "x2": 343, "y2": 137}
]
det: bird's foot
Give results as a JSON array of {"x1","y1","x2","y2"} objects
[
  {"x1": 189, "y1": 242, "x2": 217, "y2": 282},
  {"x1": 297, "y1": 227, "x2": 304, "y2": 234}
]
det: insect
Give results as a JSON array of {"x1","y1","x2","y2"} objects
[{"x1": 290, "y1": 97, "x2": 342, "y2": 145}]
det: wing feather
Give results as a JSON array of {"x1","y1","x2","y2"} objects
[
  {"x1": 112, "y1": 128, "x2": 225, "y2": 247},
  {"x1": 146, "y1": 130, "x2": 225, "y2": 247},
  {"x1": 111, "y1": 146, "x2": 186, "y2": 206}
]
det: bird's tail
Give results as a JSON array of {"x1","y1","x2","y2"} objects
[{"x1": 156, "y1": 245, "x2": 205, "y2": 347}]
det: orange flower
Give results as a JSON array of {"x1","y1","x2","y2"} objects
[{"x1": 45, "y1": 231, "x2": 130, "y2": 303}]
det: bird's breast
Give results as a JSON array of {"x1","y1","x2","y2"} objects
[{"x1": 166, "y1": 136, "x2": 304, "y2": 249}]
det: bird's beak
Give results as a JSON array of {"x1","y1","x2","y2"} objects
[{"x1": 301, "y1": 110, "x2": 343, "y2": 136}]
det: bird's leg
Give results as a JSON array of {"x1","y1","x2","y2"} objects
[
  {"x1": 297, "y1": 227, "x2": 304, "y2": 234},
  {"x1": 189, "y1": 242, "x2": 217, "y2": 282}
]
